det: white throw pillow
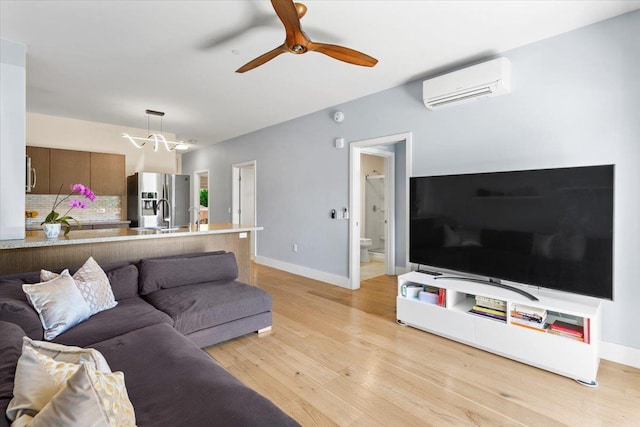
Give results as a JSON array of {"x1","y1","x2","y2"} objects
[
  {"x1": 6, "y1": 341, "x2": 135, "y2": 427},
  {"x1": 22, "y1": 270, "x2": 92, "y2": 340},
  {"x1": 17, "y1": 365, "x2": 136, "y2": 427},
  {"x1": 6, "y1": 339, "x2": 111, "y2": 422},
  {"x1": 22, "y1": 337, "x2": 111, "y2": 372},
  {"x1": 41, "y1": 256, "x2": 117, "y2": 316}
]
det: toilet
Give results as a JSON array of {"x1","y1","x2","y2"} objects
[{"x1": 360, "y1": 238, "x2": 372, "y2": 263}]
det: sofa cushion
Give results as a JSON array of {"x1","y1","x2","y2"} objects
[
  {"x1": 106, "y1": 265, "x2": 139, "y2": 300},
  {"x1": 52, "y1": 297, "x2": 173, "y2": 347},
  {"x1": 0, "y1": 280, "x2": 43, "y2": 339},
  {"x1": 92, "y1": 323, "x2": 299, "y2": 427},
  {"x1": 138, "y1": 251, "x2": 238, "y2": 295},
  {"x1": 0, "y1": 321, "x2": 25, "y2": 427},
  {"x1": 144, "y1": 280, "x2": 271, "y2": 336}
]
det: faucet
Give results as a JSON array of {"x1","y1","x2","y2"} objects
[
  {"x1": 156, "y1": 198, "x2": 172, "y2": 229},
  {"x1": 188, "y1": 206, "x2": 201, "y2": 231}
]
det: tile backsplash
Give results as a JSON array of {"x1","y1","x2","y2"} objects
[{"x1": 25, "y1": 195, "x2": 122, "y2": 223}]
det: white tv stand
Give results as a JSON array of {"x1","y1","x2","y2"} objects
[{"x1": 397, "y1": 271, "x2": 602, "y2": 384}]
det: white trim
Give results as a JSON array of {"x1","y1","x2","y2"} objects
[
  {"x1": 349, "y1": 132, "x2": 412, "y2": 290},
  {"x1": 192, "y1": 169, "x2": 209, "y2": 224},
  {"x1": 254, "y1": 256, "x2": 351, "y2": 289},
  {"x1": 232, "y1": 160, "x2": 258, "y2": 256},
  {"x1": 600, "y1": 340, "x2": 640, "y2": 369}
]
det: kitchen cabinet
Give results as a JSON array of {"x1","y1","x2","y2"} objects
[
  {"x1": 26, "y1": 146, "x2": 50, "y2": 194},
  {"x1": 49, "y1": 149, "x2": 91, "y2": 194},
  {"x1": 90, "y1": 152, "x2": 125, "y2": 195},
  {"x1": 26, "y1": 147, "x2": 126, "y2": 196}
]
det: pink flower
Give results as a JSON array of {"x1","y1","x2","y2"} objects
[
  {"x1": 70, "y1": 183, "x2": 96, "y2": 201},
  {"x1": 69, "y1": 199, "x2": 87, "y2": 209}
]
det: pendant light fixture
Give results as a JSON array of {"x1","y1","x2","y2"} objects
[{"x1": 123, "y1": 110, "x2": 189, "y2": 151}]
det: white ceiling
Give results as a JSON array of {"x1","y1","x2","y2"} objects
[{"x1": 2, "y1": 1, "x2": 638, "y2": 146}]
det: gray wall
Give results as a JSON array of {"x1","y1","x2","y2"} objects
[{"x1": 183, "y1": 10, "x2": 640, "y2": 349}]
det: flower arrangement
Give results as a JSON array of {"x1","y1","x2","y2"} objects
[{"x1": 41, "y1": 183, "x2": 96, "y2": 235}]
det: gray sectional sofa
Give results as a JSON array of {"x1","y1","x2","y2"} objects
[{"x1": 0, "y1": 251, "x2": 298, "y2": 426}]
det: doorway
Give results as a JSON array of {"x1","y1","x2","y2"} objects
[
  {"x1": 349, "y1": 132, "x2": 412, "y2": 290},
  {"x1": 232, "y1": 161, "x2": 257, "y2": 257},
  {"x1": 359, "y1": 149, "x2": 394, "y2": 281},
  {"x1": 192, "y1": 170, "x2": 209, "y2": 225}
]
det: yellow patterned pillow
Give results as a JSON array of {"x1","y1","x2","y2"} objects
[
  {"x1": 85, "y1": 365, "x2": 137, "y2": 426},
  {"x1": 6, "y1": 345, "x2": 83, "y2": 421},
  {"x1": 14, "y1": 364, "x2": 136, "y2": 427},
  {"x1": 6, "y1": 340, "x2": 135, "y2": 426}
]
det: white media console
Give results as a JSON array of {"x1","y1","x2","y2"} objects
[{"x1": 396, "y1": 271, "x2": 602, "y2": 384}]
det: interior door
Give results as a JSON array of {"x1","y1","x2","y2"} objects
[{"x1": 232, "y1": 161, "x2": 257, "y2": 257}]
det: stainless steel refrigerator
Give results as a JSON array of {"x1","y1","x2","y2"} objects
[{"x1": 127, "y1": 172, "x2": 191, "y2": 229}]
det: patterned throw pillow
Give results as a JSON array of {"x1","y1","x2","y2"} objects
[
  {"x1": 6, "y1": 343, "x2": 103, "y2": 421},
  {"x1": 41, "y1": 256, "x2": 117, "y2": 316},
  {"x1": 22, "y1": 337, "x2": 111, "y2": 372},
  {"x1": 22, "y1": 270, "x2": 92, "y2": 340},
  {"x1": 6, "y1": 341, "x2": 136, "y2": 426}
]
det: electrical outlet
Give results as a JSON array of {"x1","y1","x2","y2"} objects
[
  {"x1": 97, "y1": 208, "x2": 106, "y2": 214},
  {"x1": 292, "y1": 244, "x2": 298, "y2": 253}
]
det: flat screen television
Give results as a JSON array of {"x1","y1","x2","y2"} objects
[{"x1": 410, "y1": 165, "x2": 614, "y2": 300}]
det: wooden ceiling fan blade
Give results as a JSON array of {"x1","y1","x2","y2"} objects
[
  {"x1": 308, "y1": 42, "x2": 378, "y2": 67},
  {"x1": 236, "y1": 45, "x2": 287, "y2": 73},
  {"x1": 271, "y1": 0, "x2": 304, "y2": 44}
]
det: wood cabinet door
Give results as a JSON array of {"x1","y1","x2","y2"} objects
[
  {"x1": 90, "y1": 152, "x2": 125, "y2": 195},
  {"x1": 26, "y1": 146, "x2": 51, "y2": 194},
  {"x1": 49, "y1": 149, "x2": 91, "y2": 194}
]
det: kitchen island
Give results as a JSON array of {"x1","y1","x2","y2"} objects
[{"x1": 0, "y1": 224, "x2": 262, "y2": 282}]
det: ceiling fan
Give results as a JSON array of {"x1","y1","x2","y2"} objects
[{"x1": 236, "y1": 0, "x2": 378, "y2": 73}]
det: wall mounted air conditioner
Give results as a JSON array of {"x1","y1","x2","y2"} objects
[{"x1": 423, "y1": 57, "x2": 511, "y2": 110}]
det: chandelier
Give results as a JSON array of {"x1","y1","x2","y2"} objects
[{"x1": 123, "y1": 110, "x2": 189, "y2": 151}]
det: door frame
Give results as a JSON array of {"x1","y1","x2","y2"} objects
[
  {"x1": 349, "y1": 132, "x2": 412, "y2": 289},
  {"x1": 360, "y1": 147, "x2": 395, "y2": 276},
  {"x1": 192, "y1": 169, "x2": 209, "y2": 224},
  {"x1": 232, "y1": 160, "x2": 257, "y2": 256}
]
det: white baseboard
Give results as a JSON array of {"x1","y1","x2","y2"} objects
[
  {"x1": 600, "y1": 340, "x2": 640, "y2": 369},
  {"x1": 254, "y1": 256, "x2": 351, "y2": 289}
]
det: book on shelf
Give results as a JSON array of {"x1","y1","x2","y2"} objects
[
  {"x1": 469, "y1": 305, "x2": 506, "y2": 321},
  {"x1": 511, "y1": 311, "x2": 546, "y2": 324},
  {"x1": 511, "y1": 304, "x2": 547, "y2": 323},
  {"x1": 472, "y1": 305, "x2": 506, "y2": 317},
  {"x1": 510, "y1": 317, "x2": 547, "y2": 331},
  {"x1": 475, "y1": 295, "x2": 506, "y2": 311},
  {"x1": 548, "y1": 329, "x2": 584, "y2": 342},
  {"x1": 438, "y1": 288, "x2": 446, "y2": 307},
  {"x1": 549, "y1": 320, "x2": 584, "y2": 335},
  {"x1": 584, "y1": 318, "x2": 590, "y2": 344}
]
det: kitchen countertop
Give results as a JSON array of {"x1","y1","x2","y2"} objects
[
  {"x1": 25, "y1": 219, "x2": 131, "y2": 231},
  {"x1": 0, "y1": 223, "x2": 262, "y2": 250}
]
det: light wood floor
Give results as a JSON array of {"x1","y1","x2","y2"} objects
[{"x1": 205, "y1": 264, "x2": 640, "y2": 426}]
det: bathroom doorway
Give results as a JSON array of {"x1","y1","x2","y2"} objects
[
  {"x1": 192, "y1": 170, "x2": 209, "y2": 225},
  {"x1": 349, "y1": 132, "x2": 411, "y2": 290},
  {"x1": 360, "y1": 150, "x2": 393, "y2": 281}
]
